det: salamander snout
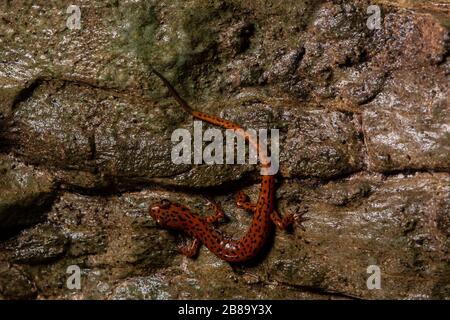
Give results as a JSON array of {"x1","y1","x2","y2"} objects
[{"x1": 149, "y1": 199, "x2": 172, "y2": 227}]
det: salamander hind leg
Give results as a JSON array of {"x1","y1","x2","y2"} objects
[
  {"x1": 178, "y1": 238, "x2": 201, "y2": 258},
  {"x1": 236, "y1": 191, "x2": 256, "y2": 213},
  {"x1": 270, "y1": 210, "x2": 308, "y2": 231}
]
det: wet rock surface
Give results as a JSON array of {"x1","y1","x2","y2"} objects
[
  {"x1": 274, "y1": 173, "x2": 449, "y2": 299},
  {"x1": 0, "y1": 260, "x2": 37, "y2": 299},
  {"x1": 363, "y1": 67, "x2": 449, "y2": 172},
  {"x1": 0, "y1": 155, "x2": 55, "y2": 238},
  {"x1": 0, "y1": 0, "x2": 448, "y2": 299}
]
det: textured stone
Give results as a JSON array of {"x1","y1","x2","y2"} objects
[
  {"x1": 279, "y1": 107, "x2": 363, "y2": 178},
  {"x1": 363, "y1": 67, "x2": 449, "y2": 172},
  {"x1": 267, "y1": 172, "x2": 450, "y2": 299},
  {"x1": 0, "y1": 155, "x2": 55, "y2": 237},
  {"x1": 0, "y1": 0, "x2": 448, "y2": 300},
  {"x1": 0, "y1": 260, "x2": 36, "y2": 299},
  {"x1": 4, "y1": 224, "x2": 68, "y2": 264}
]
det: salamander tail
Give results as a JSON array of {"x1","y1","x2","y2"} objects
[{"x1": 151, "y1": 68, "x2": 193, "y2": 114}]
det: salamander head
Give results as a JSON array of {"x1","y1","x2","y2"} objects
[
  {"x1": 149, "y1": 199, "x2": 179, "y2": 228},
  {"x1": 149, "y1": 199, "x2": 172, "y2": 227}
]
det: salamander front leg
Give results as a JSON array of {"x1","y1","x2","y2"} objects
[
  {"x1": 270, "y1": 210, "x2": 308, "y2": 231},
  {"x1": 205, "y1": 200, "x2": 226, "y2": 224},
  {"x1": 236, "y1": 191, "x2": 256, "y2": 213},
  {"x1": 178, "y1": 238, "x2": 201, "y2": 258}
]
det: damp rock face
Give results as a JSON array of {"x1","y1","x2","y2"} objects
[
  {"x1": 363, "y1": 67, "x2": 449, "y2": 172},
  {"x1": 0, "y1": 155, "x2": 55, "y2": 238},
  {"x1": 0, "y1": 0, "x2": 448, "y2": 299},
  {"x1": 269, "y1": 173, "x2": 450, "y2": 299},
  {"x1": 279, "y1": 108, "x2": 363, "y2": 178},
  {"x1": 8, "y1": 80, "x2": 191, "y2": 190},
  {"x1": 0, "y1": 261, "x2": 37, "y2": 299}
]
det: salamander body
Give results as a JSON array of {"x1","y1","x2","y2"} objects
[{"x1": 149, "y1": 69, "x2": 303, "y2": 262}]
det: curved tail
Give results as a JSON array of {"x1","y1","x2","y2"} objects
[
  {"x1": 152, "y1": 69, "x2": 272, "y2": 174},
  {"x1": 151, "y1": 68, "x2": 193, "y2": 114}
]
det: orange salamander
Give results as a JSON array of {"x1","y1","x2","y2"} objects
[{"x1": 149, "y1": 69, "x2": 305, "y2": 262}]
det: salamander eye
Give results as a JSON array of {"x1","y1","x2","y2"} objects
[{"x1": 160, "y1": 199, "x2": 171, "y2": 209}]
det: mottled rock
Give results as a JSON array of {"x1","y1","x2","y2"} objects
[
  {"x1": 4, "y1": 224, "x2": 68, "y2": 264},
  {"x1": 2, "y1": 172, "x2": 447, "y2": 299},
  {"x1": 110, "y1": 276, "x2": 172, "y2": 300},
  {"x1": 0, "y1": 260, "x2": 37, "y2": 299},
  {"x1": 294, "y1": 1, "x2": 372, "y2": 101},
  {"x1": 6, "y1": 79, "x2": 261, "y2": 189},
  {"x1": 108, "y1": 270, "x2": 330, "y2": 300},
  {"x1": 363, "y1": 67, "x2": 449, "y2": 172},
  {"x1": 8, "y1": 80, "x2": 188, "y2": 189},
  {"x1": 7, "y1": 81, "x2": 365, "y2": 186},
  {"x1": 46, "y1": 192, "x2": 177, "y2": 273},
  {"x1": 0, "y1": 0, "x2": 151, "y2": 103},
  {"x1": 280, "y1": 107, "x2": 363, "y2": 178},
  {"x1": 371, "y1": 8, "x2": 449, "y2": 70},
  {"x1": 265, "y1": 172, "x2": 450, "y2": 299},
  {"x1": 0, "y1": 0, "x2": 448, "y2": 300},
  {"x1": 0, "y1": 155, "x2": 55, "y2": 237}
]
